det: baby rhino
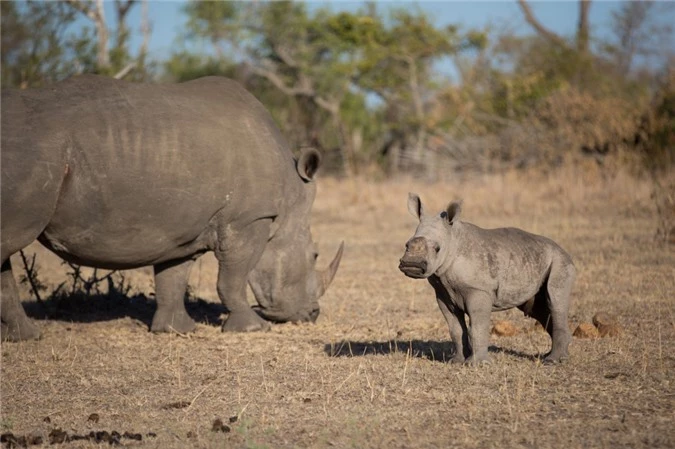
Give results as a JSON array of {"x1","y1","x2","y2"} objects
[{"x1": 399, "y1": 193, "x2": 576, "y2": 364}]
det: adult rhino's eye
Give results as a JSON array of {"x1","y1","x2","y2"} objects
[{"x1": 434, "y1": 244, "x2": 441, "y2": 253}]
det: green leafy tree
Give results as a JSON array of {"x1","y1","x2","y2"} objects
[
  {"x1": 2, "y1": 0, "x2": 153, "y2": 88},
  {"x1": 173, "y1": 1, "x2": 479, "y2": 175},
  {"x1": 1, "y1": 1, "x2": 77, "y2": 87}
]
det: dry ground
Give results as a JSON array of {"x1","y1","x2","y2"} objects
[{"x1": 2, "y1": 166, "x2": 674, "y2": 448}]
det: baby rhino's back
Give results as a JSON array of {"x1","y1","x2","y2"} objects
[{"x1": 464, "y1": 224, "x2": 571, "y2": 309}]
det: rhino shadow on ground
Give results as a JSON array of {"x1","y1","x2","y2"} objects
[
  {"x1": 23, "y1": 293, "x2": 227, "y2": 329},
  {"x1": 324, "y1": 340, "x2": 538, "y2": 362}
]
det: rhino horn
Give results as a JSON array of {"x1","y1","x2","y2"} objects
[{"x1": 317, "y1": 241, "x2": 344, "y2": 298}]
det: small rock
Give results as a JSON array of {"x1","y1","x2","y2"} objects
[
  {"x1": 87, "y1": 413, "x2": 100, "y2": 423},
  {"x1": 592, "y1": 312, "x2": 613, "y2": 328},
  {"x1": 491, "y1": 320, "x2": 519, "y2": 337},
  {"x1": 162, "y1": 401, "x2": 190, "y2": 410},
  {"x1": 123, "y1": 431, "x2": 142, "y2": 441},
  {"x1": 211, "y1": 418, "x2": 231, "y2": 433},
  {"x1": 48, "y1": 428, "x2": 68, "y2": 445},
  {"x1": 0, "y1": 433, "x2": 15, "y2": 444},
  {"x1": 110, "y1": 431, "x2": 122, "y2": 445},
  {"x1": 228, "y1": 416, "x2": 238, "y2": 423},
  {"x1": 42, "y1": 417, "x2": 51, "y2": 424},
  {"x1": 573, "y1": 323, "x2": 599, "y2": 339},
  {"x1": 597, "y1": 323, "x2": 623, "y2": 337},
  {"x1": 93, "y1": 430, "x2": 111, "y2": 443},
  {"x1": 26, "y1": 432, "x2": 43, "y2": 445},
  {"x1": 592, "y1": 312, "x2": 622, "y2": 337}
]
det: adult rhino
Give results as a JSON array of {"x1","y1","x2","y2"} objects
[{"x1": 1, "y1": 75, "x2": 343, "y2": 341}]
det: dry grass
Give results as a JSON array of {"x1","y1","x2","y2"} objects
[{"x1": 2, "y1": 167, "x2": 674, "y2": 448}]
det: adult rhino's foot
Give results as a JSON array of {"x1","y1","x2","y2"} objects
[
  {"x1": 222, "y1": 310, "x2": 270, "y2": 332},
  {"x1": 542, "y1": 351, "x2": 568, "y2": 365},
  {"x1": 1, "y1": 318, "x2": 41, "y2": 342},
  {"x1": 465, "y1": 355, "x2": 491, "y2": 365},
  {"x1": 449, "y1": 352, "x2": 466, "y2": 364},
  {"x1": 150, "y1": 309, "x2": 197, "y2": 334}
]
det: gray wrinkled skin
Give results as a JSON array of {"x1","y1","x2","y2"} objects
[
  {"x1": 1, "y1": 75, "x2": 343, "y2": 341},
  {"x1": 399, "y1": 193, "x2": 576, "y2": 364}
]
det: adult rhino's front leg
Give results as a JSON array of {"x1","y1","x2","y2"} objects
[
  {"x1": 1, "y1": 260, "x2": 41, "y2": 341},
  {"x1": 151, "y1": 258, "x2": 197, "y2": 334},
  {"x1": 216, "y1": 218, "x2": 271, "y2": 332}
]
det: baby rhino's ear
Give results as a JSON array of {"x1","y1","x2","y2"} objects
[
  {"x1": 407, "y1": 193, "x2": 423, "y2": 220},
  {"x1": 445, "y1": 201, "x2": 462, "y2": 225}
]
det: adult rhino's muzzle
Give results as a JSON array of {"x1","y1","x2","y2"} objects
[{"x1": 253, "y1": 242, "x2": 344, "y2": 323}]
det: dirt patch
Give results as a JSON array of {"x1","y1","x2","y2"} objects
[{"x1": 2, "y1": 171, "x2": 674, "y2": 448}]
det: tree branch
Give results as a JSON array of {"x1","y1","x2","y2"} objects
[
  {"x1": 248, "y1": 64, "x2": 312, "y2": 97},
  {"x1": 139, "y1": 0, "x2": 151, "y2": 59},
  {"x1": 517, "y1": 0, "x2": 569, "y2": 48},
  {"x1": 113, "y1": 62, "x2": 136, "y2": 79},
  {"x1": 115, "y1": 0, "x2": 135, "y2": 18}
]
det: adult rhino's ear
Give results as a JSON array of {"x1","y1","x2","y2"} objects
[
  {"x1": 407, "y1": 193, "x2": 424, "y2": 220},
  {"x1": 297, "y1": 148, "x2": 322, "y2": 182},
  {"x1": 445, "y1": 200, "x2": 462, "y2": 225}
]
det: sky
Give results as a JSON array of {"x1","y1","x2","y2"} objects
[{"x1": 78, "y1": 0, "x2": 673, "y2": 78}]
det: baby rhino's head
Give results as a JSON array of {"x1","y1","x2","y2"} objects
[{"x1": 399, "y1": 193, "x2": 462, "y2": 279}]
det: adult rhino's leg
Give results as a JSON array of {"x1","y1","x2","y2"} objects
[
  {"x1": 1, "y1": 260, "x2": 40, "y2": 341},
  {"x1": 151, "y1": 258, "x2": 197, "y2": 334},
  {"x1": 542, "y1": 258, "x2": 575, "y2": 364},
  {"x1": 1, "y1": 151, "x2": 69, "y2": 341},
  {"x1": 216, "y1": 218, "x2": 271, "y2": 332},
  {"x1": 436, "y1": 298, "x2": 471, "y2": 363}
]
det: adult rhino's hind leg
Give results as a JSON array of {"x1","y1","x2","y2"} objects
[
  {"x1": 216, "y1": 218, "x2": 271, "y2": 333},
  {"x1": 1, "y1": 260, "x2": 41, "y2": 341},
  {"x1": 542, "y1": 257, "x2": 576, "y2": 364},
  {"x1": 151, "y1": 258, "x2": 197, "y2": 334}
]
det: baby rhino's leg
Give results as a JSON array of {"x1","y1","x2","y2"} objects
[
  {"x1": 436, "y1": 298, "x2": 470, "y2": 363},
  {"x1": 465, "y1": 291, "x2": 493, "y2": 363},
  {"x1": 543, "y1": 255, "x2": 576, "y2": 364}
]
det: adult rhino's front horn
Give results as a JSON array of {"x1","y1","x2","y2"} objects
[{"x1": 316, "y1": 241, "x2": 344, "y2": 298}]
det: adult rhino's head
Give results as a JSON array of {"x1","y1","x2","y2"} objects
[
  {"x1": 249, "y1": 149, "x2": 344, "y2": 323},
  {"x1": 399, "y1": 193, "x2": 462, "y2": 279}
]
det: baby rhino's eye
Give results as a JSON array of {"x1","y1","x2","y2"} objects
[{"x1": 434, "y1": 244, "x2": 441, "y2": 253}]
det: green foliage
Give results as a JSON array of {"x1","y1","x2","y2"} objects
[
  {"x1": 3, "y1": 0, "x2": 671, "y2": 175},
  {"x1": 1, "y1": 1, "x2": 77, "y2": 87},
  {"x1": 164, "y1": 52, "x2": 236, "y2": 82},
  {"x1": 171, "y1": 1, "x2": 481, "y2": 173},
  {"x1": 1, "y1": 0, "x2": 153, "y2": 87}
]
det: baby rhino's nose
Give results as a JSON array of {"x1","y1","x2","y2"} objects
[{"x1": 406, "y1": 237, "x2": 427, "y2": 254}]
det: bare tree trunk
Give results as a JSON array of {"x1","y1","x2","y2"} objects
[
  {"x1": 576, "y1": 0, "x2": 592, "y2": 55},
  {"x1": 114, "y1": 0, "x2": 136, "y2": 55},
  {"x1": 405, "y1": 55, "x2": 433, "y2": 178},
  {"x1": 333, "y1": 113, "x2": 356, "y2": 177},
  {"x1": 66, "y1": 0, "x2": 110, "y2": 70},
  {"x1": 139, "y1": 0, "x2": 151, "y2": 56}
]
